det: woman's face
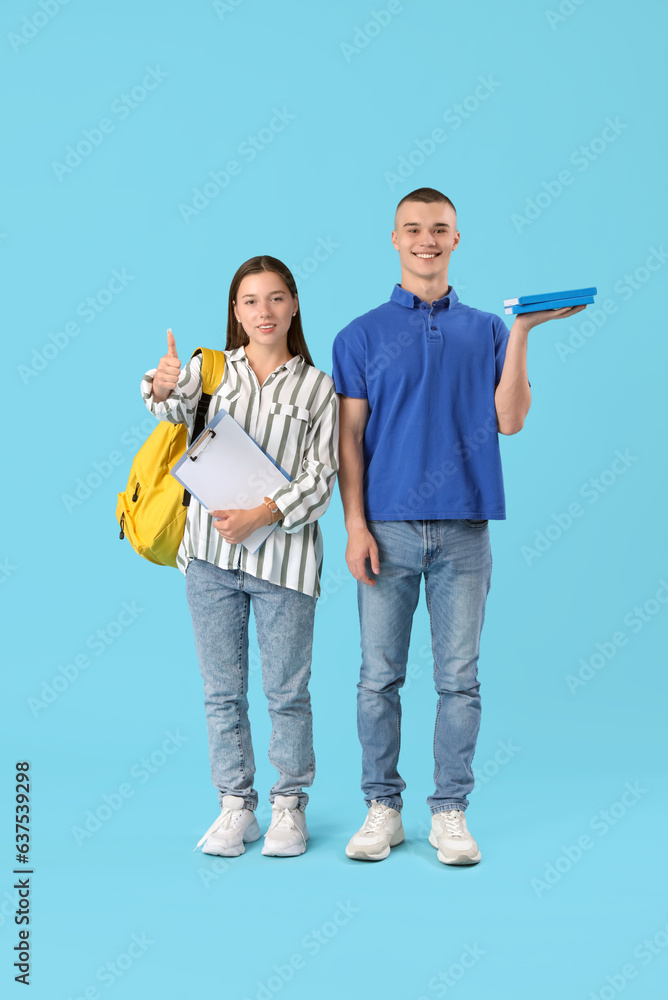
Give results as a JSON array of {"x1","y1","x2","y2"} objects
[{"x1": 233, "y1": 271, "x2": 297, "y2": 351}]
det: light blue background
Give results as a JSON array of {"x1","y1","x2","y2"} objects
[{"x1": 3, "y1": 1, "x2": 668, "y2": 997}]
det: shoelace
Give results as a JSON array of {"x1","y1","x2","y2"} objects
[
  {"x1": 363, "y1": 804, "x2": 392, "y2": 834},
  {"x1": 194, "y1": 808, "x2": 245, "y2": 851},
  {"x1": 266, "y1": 806, "x2": 306, "y2": 846},
  {"x1": 437, "y1": 810, "x2": 467, "y2": 839}
]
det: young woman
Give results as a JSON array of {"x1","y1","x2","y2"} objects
[{"x1": 141, "y1": 256, "x2": 339, "y2": 857}]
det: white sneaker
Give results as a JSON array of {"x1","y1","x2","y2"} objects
[
  {"x1": 194, "y1": 795, "x2": 261, "y2": 856},
  {"x1": 261, "y1": 795, "x2": 309, "y2": 857},
  {"x1": 346, "y1": 800, "x2": 404, "y2": 861},
  {"x1": 429, "y1": 809, "x2": 481, "y2": 865}
]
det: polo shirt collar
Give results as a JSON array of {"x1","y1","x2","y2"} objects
[
  {"x1": 390, "y1": 283, "x2": 459, "y2": 310},
  {"x1": 229, "y1": 345, "x2": 303, "y2": 373}
]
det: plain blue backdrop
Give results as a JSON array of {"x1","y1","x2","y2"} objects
[{"x1": 3, "y1": 1, "x2": 668, "y2": 998}]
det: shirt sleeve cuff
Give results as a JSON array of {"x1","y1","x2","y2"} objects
[{"x1": 141, "y1": 368, "x2": 177, "y2": 420}]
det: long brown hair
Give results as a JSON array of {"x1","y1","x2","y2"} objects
[{"x1": 226, "y1": 255, "x2": 314, "y2": 366}]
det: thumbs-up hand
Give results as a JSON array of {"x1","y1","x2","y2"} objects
[{"x1": 152, "y1": 329, "x2": 182, "y2": 403}]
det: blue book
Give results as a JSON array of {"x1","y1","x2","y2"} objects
[
  {"x1": 504, "y1": 286, "x2": 597, "y2": 307},
  {"x1": 505, "y1": 295, "x2": 594, "y2": 315}
]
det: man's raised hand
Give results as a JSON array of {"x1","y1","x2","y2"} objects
[
  {"x1": 152, "y1": 329, "x2": 182, "y2": 402},
  {"x1": 515, "y1": 303, "x2": 588, "y2": 331}
]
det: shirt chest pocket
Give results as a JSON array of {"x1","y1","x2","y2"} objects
[
  {"x1": 270, "y1": 402, "x2": 311, "y2": 425},
  {"x1": 266, "y1": 402, "x2": 312, "y2": 468},
  {"x1": 210, "y1": 385, "x2": 242, "y2": 417}
]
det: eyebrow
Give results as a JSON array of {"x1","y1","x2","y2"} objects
[
  {"x1": 403, "y1": 222, "x2": 450, "y2": 229},
  {"x1": 241, "y1": 290, "x2": 286, "y2": 297}
]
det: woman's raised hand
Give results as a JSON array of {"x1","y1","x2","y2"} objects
[{"x1": 152, "y1": 329, "x2": 182, "y2": 403}]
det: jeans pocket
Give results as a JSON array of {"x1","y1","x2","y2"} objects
[{"x1": 464, "y1": 519, "x2": 489, "y2": 527}]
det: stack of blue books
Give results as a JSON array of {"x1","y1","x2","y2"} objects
[{"x1": 503, "y1": 286, "x2": 597, "y2": 315}]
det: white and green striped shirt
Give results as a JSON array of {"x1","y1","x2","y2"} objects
[{"x1": 141, "y1": 346, "x2": 339, "y2": 598}]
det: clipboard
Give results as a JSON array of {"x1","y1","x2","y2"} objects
[{"x1": 170, "y1": 409, "x2": 292, "y2": 553}]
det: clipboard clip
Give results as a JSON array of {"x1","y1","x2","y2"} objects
[{"x1": 188, "y1": 427, "x2": 216, "y2": 461}]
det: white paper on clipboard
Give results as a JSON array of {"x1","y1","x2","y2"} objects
[{"x1": 170, "y1": 409, "x2": 292, "y2": 553}]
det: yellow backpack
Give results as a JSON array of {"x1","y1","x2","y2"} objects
[{"x1": 116, "y1": 347, "x2": 226, "y2": 567}]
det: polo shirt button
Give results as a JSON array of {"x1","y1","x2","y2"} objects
[{"x1": 431, "y1": 326, "x2": 437, "y2": 331}]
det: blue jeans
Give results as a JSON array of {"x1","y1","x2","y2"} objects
[
  {"x1": 185, "y1": 558, "x2": 317, "y2": 811},
  {"x1": 357, "y1": 520, "x2": 493, "y2": 815}
]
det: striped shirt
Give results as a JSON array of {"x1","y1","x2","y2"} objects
[{"x1": 141, "y1": 346, "x2": 339, "y2": 597}]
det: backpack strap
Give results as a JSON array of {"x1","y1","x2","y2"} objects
[
  {"x1": 181, "y1": 347, "x2": 227, "y2": 508},
  {"x1": 197, "y1": 347, "x2": 226, "y2": 396}
]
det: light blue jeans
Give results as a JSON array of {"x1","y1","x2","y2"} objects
[
  {"x1": 357, "y1": 520, "x2": 493, "y2": 815},
  {"x1": 185, "y1": 558, "x2": 317, "y2": 811}
]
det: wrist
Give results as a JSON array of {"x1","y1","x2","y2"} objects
[
  {"x1": 257, "y1": 503, "x2": 272, "y2": 527},
  {"x1": 346, "y1": 516, "x2": 369, "y2": 533},
  {"x1": 510, "y1": 318, "x2": 532, "y2": 336},
  {"x1": 262, "y1": 497, "x2": 282, "y2": 526}
]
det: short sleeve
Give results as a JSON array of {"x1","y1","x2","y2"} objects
[{"x1": 332, "y1": 326, "x2": 368, "y2": 399}]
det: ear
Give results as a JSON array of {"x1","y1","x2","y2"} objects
[
  {"x1": 391, "y1": 230, "x2": 399, "y2": 251},
  {"x1": 292, "y1": 294, "x2": 299, "y2": 316}
]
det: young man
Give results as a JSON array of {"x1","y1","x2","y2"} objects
[{"x1": 332, "y1": 187, "x2": 586, "y2": 865}]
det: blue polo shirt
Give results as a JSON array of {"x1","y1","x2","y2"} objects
[{"x1": 332, "y1": 284, "x2": 513, "y2": 520}]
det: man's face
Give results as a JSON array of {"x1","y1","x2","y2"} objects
[{"x1": 391, "y1": 201, "x2": 459, "y2": 284}]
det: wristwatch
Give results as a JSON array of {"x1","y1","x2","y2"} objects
[{"x1": 263, "y1": 497, "x2": 282, "y2": 525}]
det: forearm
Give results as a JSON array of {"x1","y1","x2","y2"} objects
[
  {"x1": 238, "y1": 503, "x2": 277, "y2": 530},
  {"x1": 270, "y1": 462, "x2": 336, "y2": 532},
  {"x1": 494, "y1": 320, "x2": 532, "y2": 434},
  {"x1": 338, "y1": 413, "x2": 380, "y2": 584},
  {"x1": 338, "y1": 428, "x2": 367, "y2": 531}
]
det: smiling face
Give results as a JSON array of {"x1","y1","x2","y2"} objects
[
  {"x1": 233, "y1": 271, "x2": 298, "y2": 352},
  {"x1": 391, "y1": 200, "x2": 459, "y2": 286}
]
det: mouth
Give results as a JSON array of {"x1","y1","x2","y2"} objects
[
  {"x1": 412, "y1": 252, "x2": 441, "y2": 260},
  {"x1": 257, "y1": 324, "x2": 276, "y2": 332}
]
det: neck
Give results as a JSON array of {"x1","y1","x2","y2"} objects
[
  {"x1": 243, "y1": 340, "x2": 293, "y2": 376},
  {"x1": 399, "y1": 272, "x2": 450, "y2": 305}
]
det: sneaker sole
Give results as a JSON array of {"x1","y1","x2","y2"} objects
[
  {"x1": 202, "y1": 842, "x2": 245, "y2": 857},
  {"x1": 436, "y1": 849, "x2": 481, "y2": 865},
  {"x1": 202, "y1": 824, "x2": 262, "y2": 856},
  {"x1": 428, "y1": 831, "x2": 481, "y2": 865},
  {"x1": 261, "y1": 841, "x2": 307, "y2": 857},
  {"x1": 345, "y1": 829, "x2": 405, "y2": 862}
]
